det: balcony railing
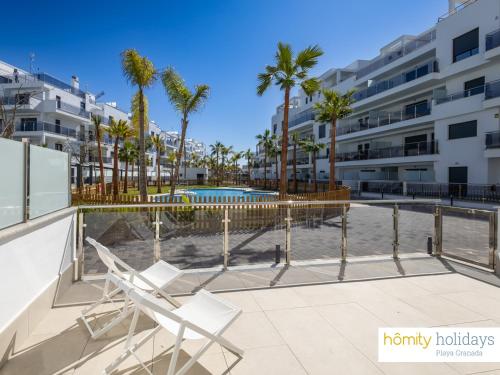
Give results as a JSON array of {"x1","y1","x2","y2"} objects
[
  {"x1": 15, "y1": 121, "x2": 77, "y2": 138},
  {"x1": 0, "y1": 72, "x2": 87, "y2": 99},
  {"x1": 486, "y1": 28, "x2": 500, "y2": 51},
  {"x1": 287, "y1": 158, "x2": 310, "y2": 166},
  {"x1": 56, "y1": 101, "x2": 91, "y2": 119},
  {"x1": 437, "y1": 0, "x2": 478, "y2": 22},
  {"x1": 356, "y1": 30, "x2": 436, "y2": 80},
  {"x1": 289, "y1": 108, "x2": 316, "y2": 128},
  {"x1": 485, "y1": 131, "x2": 500, "y2": 149},
  {"x1": 485, "y1": 79, "x2": 500, "y2": 100},
  {"x1": 353, "y1": 60, "x2": 438, "y2": 102},
  {"x1": 435, "y1": 84, "x2": 485, "y2": 104},
  {"x1": 336, "y1": 140, "x2": 438, "y2": 162},
  {"x1": 337, "y1": 102, "x2": 431, "y2": 136}
]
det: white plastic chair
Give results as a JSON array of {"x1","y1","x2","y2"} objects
[
  {"x1": 104, "y1": 274, "x2": 243, "y2": 375},
  {"x1": 81, "y1": 237, "x2": 184, "y2": 339}
]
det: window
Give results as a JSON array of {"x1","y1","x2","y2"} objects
[
  {"x1": 305, "y1": 97, "x2": 308, "y2": 104},
  {"x1": 453, "y1": 28, "x2": 479, "y2": 62},
  {"x1": 405, "y1": 100, "x2": 429, "y2": 119},
  {"x1": 272, "y1": 124, "x2": 277, "y2": 134},
  {"x1": 55, "y1": 143, "x2": 63, "y2": 151},
  {"x1": 449, "y1": 120, "x2": 477, "y2": 140},
  {"x1": 15, "y1": 93, "x2": 30, "y2": 105},
  {"x1": 464, "y1": 76, "x2": 485, "y2": 96},
  {"x1": 80, "y1": 102, "x2": 86, "y2": 111},
  {"x1": 56, "y1": 96, "x2": 61, "y2": 109},
  {"x1": 21, "y1": 118, "x2": 37, "y2": 131},
  {"x1": 318, "y1": 124, "x2": 326, "y2": 138},
  {"x1": 55, "y1": 119, "x2": 61, "y2": 133}
]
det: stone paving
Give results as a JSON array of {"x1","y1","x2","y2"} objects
[{"x1": 83, "y1": 204, "x2": 492, "y2": 275}]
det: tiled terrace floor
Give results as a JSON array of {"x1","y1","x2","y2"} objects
[{"x1": 2, "y1": 259, "x2": 500, "y2": 375}]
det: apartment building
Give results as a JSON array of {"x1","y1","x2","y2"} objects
[
  {"x1": 255, "y1": 0, "x2": 500, "y2": 189},
  {"x1": 0, "y1": 60, "x2": 207, "y2": 183}
]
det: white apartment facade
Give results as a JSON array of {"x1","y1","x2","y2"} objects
[
  {"x1": 0, "y1": 60, "x2": 208, "y2": 184},
  {"x1": 255, "y1": 0, "x2": 500, "y2": 189}
]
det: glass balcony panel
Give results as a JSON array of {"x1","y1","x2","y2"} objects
[
  {"x1": 0, "y1": 138, "x2": 24, "y2": 229},
  {"x1": 159, "y1": 207, "x2": 223, "y2": 269},
  {"x1": 228, "y1": 205, "x2": 285, "y2": 267},
  {"x1": 441, "y1": 207, "x2": 493, "y2": 267},
  {"x1": 83, "y1": 209, "x2": 156, "y2": 275},
  {"x1": 486, "y1": 28, "x2": 500, "y2": 51},
  {"x1": 398, "y1": 204, "x2": 435, "y2": 254}
]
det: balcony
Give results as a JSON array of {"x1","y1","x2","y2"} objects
[
  {"x1": 436, "y1": 84, "x2": 485, "y2": 104},
  {"x1": 56, "y1": 101, "x2": 91, "y2": 119},
  {"x1": 289, "y1": 107, "x2": 316, "y2": 128},
  {"x1": 486, "y1": 131, "x2": 500, "y2": 149},
  {"x1": 15, "y1": 121, "x2": 77, "y2": 138},
  {"x1": 353, "y1": 59, "x2": 438, "y2": 103},
  {"x1": 336, "y1": 140, "x2": 438, "y2": 162},
  {"x1": 437, "y1": 0, "x2": 478, "y2": 22},
  {"x1": 356, "y1": 30, "x2": 436, "y2": 80},
  {"x1": 338, "y1": 102, "x2": 431, "y2": 136},
  {"x1": 485, "y1": 79, "x2": 500, "y2": 100},
  {"x1": 287, "y1": 157, "x2": 310, "y2": 166},
  {"x1": 486, "y1": 28, "x2": 500, "y2": 51}
]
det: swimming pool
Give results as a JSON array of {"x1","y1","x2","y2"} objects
[{"x1": 186, "y1": 188, "x2": 276, "y2": 200}]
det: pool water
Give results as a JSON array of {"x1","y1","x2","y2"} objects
[{"x1": 186, "y1": 188, "x2": 276, "y2": 200}]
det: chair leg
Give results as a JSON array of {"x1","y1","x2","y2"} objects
[
  {"x1": 217, "y1": 336, "x2": 244, "y2": 357},
  {"x1": 167, "y1": 325, "x2": 186, "y2": 375},
  {"x1": 174, "y1": 338, "x2": 217, "y2": 375}
]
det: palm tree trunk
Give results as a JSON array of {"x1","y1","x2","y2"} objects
[
  {"x1": 275, "y1": 153, "x2": 279, "y2": 191},
  {"x1": 170, "y1": 164, "x2": 174, "y2": 186},
  {"x1": 247, "y1": 158, "x2": 251, "y2": 184},
  {"x1": 293, "y1": 143, "x2": 297, "y2": 193},
  {"x1": 313, "y1": 151, "x2": 318, "y2": 193},
  {"x1": 279, "y1": 87, "x2": 290, "y2": 196},
  {"x1": 112, "y1": 138, "x2": 119, "y2": 198},
  {"x1": 138, "y1": 89, "x2": 147, "y2": 201},
  {"x1": 157, "y1": 154, "x2": 161, "y2": 194},
  {"x1": 215, "y1": 152, "x2": 219, "y2": 186},
  {"x1": 329, "y1": 117, "x2": 337, "y2": 191},
  {"x1": 170, "y1": 116, "x2": 187, "y2": 198},
  {"x1": 96, "y1": 139, "x2": 105, "y2": 195},
  {"x1": 123, "y1": 159, "x2": 129, "y2": 193}
]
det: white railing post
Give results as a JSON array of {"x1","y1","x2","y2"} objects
[
  {"x1": 76, "y1": 210, "x2": 85, "y2": 281},
  {"x1": 222, "y1": 208, "x2": 230, "y2": 269},
  {"x1": 492, "y1": 208, "x2": 499, "y2": 274},
  {"x1": 154, "y1": 209, "x2": 162, "y2": 262},
  {"x1": 22, "y1": 138, "x2": 30, "y2": 222},
  {"x1": 341, "y1": 204, "x2": 348, "y2": 261},
  {"x1": 285, "y1": 206, "x2": 292, "y2": 265},
  {"x1": 393, "y1": 204, "x2": 399, "y2": 259}
]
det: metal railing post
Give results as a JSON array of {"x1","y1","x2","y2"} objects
[
  {"x1": 285, "y1": 206, "x2": 292, "y2": 265},
  {"x1": 393, "y1": 204, "x2": 399, "y2": 259},
  {"x1": 341, "y1": 204, "x2": 348, "y2": 261},
  {"x1": 433, "y1": 206, "x2": 443, "y2": 256},
  {"x1": 154, "y1": 209, "x2": 162, "y2": 262},
  {"x1": 490, "y1": 208, "x2": 498, "y2": 271},
  {"x1": 222, "y1": 208, "x2": 230, "y2": 269}
]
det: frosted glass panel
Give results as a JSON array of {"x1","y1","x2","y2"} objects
[
  {"x1": 0, "y1": 138, "x2": 25, "y2": 229},
  {"x1": 29, "y1": 145, "x2": 69, "y2": 219}
]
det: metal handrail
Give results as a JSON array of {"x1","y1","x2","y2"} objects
[
  {"x1": 78, "y1": 198, "x2": 439, "y2": 210},
  {"x1": 437, "y1": 0, "x2": 477, "y2": 22}
]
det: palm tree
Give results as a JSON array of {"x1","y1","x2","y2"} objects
[
  {"x1": 121, "y1": 49, "x2": 157, "y2": 201},
  {"x1": 165, "y1": 152, "x2": 177, "y2": 186},
  {"x1": 161, "y1": 67, "x2": 209, "y2": 198},
  {"x1": 243, "y1": 149, "x2": 254, "y2": 183},
  {"x1": 210, "y1": 141, "x2": 223, "y2": 186},
  {"x1": 220, "y1": 145, "x2": 233, "y2": 184},
  {"x1": 108, "y1": 119, "x2": 133, "y2": 198},
  {"x1": 256, "y1": 129, "x2": 274, "y2": 189},
  {"x1": 268, "y1": 136, "x2": 280, "y2": 189},
  {"x1": 257, "y1": 42, "x2": 323, "y2": 195},
  {"x1": 91, "y1": 114, "x2": 106, "y2": 195},
  {"x1": 314, "y1": 89, "x2": 355, "y2": 190},
  {"x1": 119, "y1": 141, "x2": 137, "y2": 194},
  {"x1": 151, "y1": 134, "x2": 165, "y2": 193},
  {"x1": 290, "y1": 132, "x2": 301, "y2": 193},
  {"x1": 230, "y1": 151, "x2": 243, "y2": 184},
  {"x1": 299, "y1": 139, "x2": 326, "y2": 193}
]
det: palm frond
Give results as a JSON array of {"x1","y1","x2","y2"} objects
[
  {"x1": 295, "y1": 45, "x2": 323, "y2": 71},
  {"x1": 121, "y1": 49, "x2": 157, "y2": 88}
]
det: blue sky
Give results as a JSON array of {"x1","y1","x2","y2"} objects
[{"x1": 2, "y1": 0, "x2": 447, "y2": 152}]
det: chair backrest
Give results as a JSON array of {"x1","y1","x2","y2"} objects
[{"x1": 85, "y1": 237, "x2": 128, "y2": 278}]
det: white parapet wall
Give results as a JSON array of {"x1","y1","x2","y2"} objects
[{"x1": 0, "y1": 207, "x2": 76, "y2": 368}]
